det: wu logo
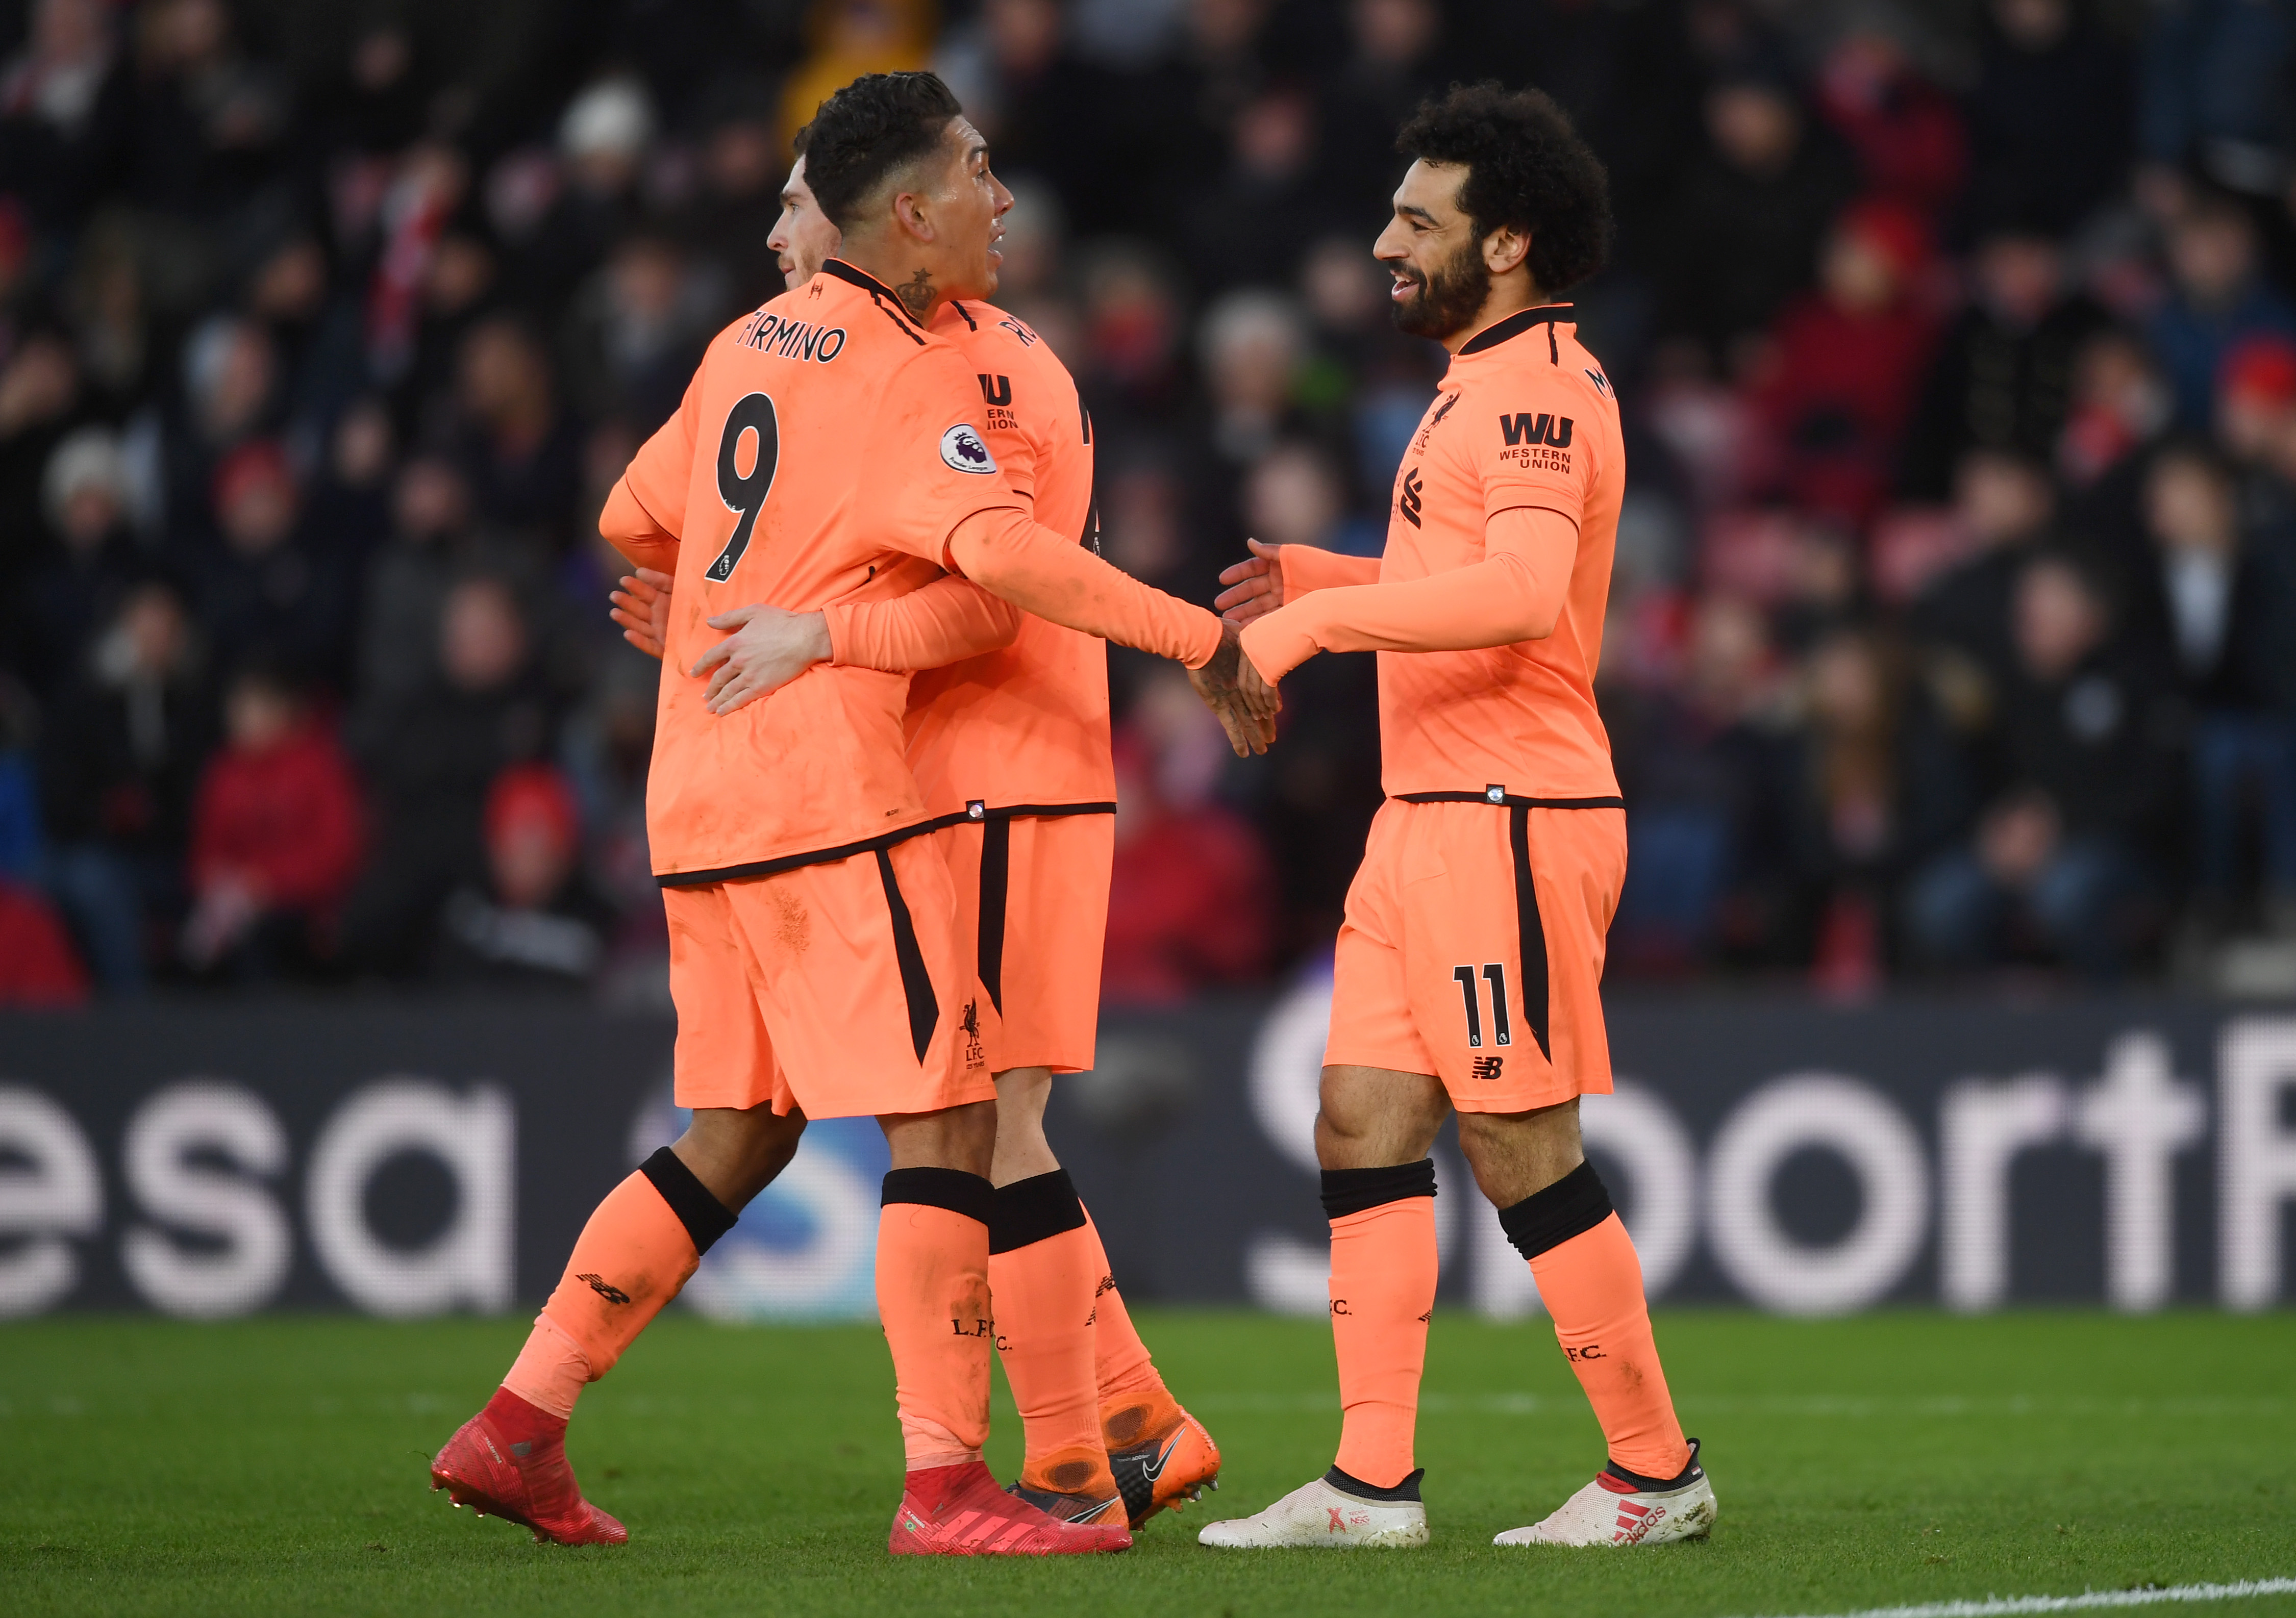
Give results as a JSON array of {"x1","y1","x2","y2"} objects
[
  {"x1": 1399, "y1": 467, "x2": 1424, "y2": 527},
  {"x1": 1500, "y1": 412, "x2": 1574, "y2": 447},
  {"x1": 978, "y1": 373, "x2": 1011, "y2": 406}
]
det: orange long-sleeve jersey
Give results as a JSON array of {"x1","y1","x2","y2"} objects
[
  {"x1": 821, "y1": 298, "x2": 1113, "y2": 817},
  {"x1": 603, "y1": 260, "x2": 1021, "y2": 882},
  {"x1": 1239, "y1": 305, "x2": 1625, "y2": 801},
  {"x1": 605, "y1": 260, "x2": 1221, "y2": 882}
]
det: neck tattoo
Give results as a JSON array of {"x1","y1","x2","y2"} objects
[{"x1": 895, "y1": 268, "x2": 934, "y2": 318}]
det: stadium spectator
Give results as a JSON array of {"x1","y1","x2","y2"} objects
[
  {"x1": 2056, "y1": 327, "x2": 2173, "y2": 490},
  {"x1": 1962, "y1": 0, "x2": 2133, "y2": 236},
  {"x1": 2147, "y1": 194, "x2": 2296, "y2": 431},
  {"x1": 0, "y1": 324, "x2": 87, "y2": 574},
  {"x1": 561, "y1": 232, "x2": 719, "y2": 429},
  {"x1": 180, "y1": 661, "x2": 363, "y2": 980},
  {"x1": 1910, "y1": 447, "x2": 2062, "y2": 671},
  {"x1": 1102, "y1": 680, "x2": 1274, "y2": 1005},
  {"x1": 1751, "y1": 198, "x2": 1938, "y2": 526},
  {"x1": 19, "y1": 424, "x2": 141, "y2": 698},
  {"x1": 0, "y1": 0, "x2": 130, "y2": 235},
  {"x1": 1810, "y1": 26, "x2": 1966, "y2": 220},
  {"x1": 1785, "y1": 625, "x2": 1972, "y2": 989},
  {"x1": 0, "y1": 872, "x2": 88, "y2": 1004},
  {"x1": 37, "y1": 580, "x2": 212, "y2": 991},
  {"x1": 1900, "y1": 225, "x2": 2110, "y2": 500},
  {"x1": 450, "y1": 315, "x2": 582, "y2": 548},
  {"x1": 0, "y1": 674, "x2": 41, "y2": 880},
  {"x1": 2138, "y1": 0, "x2": 2295, "y2": 193},
  {"x1": 1904, "y1": 552, "x2": 2176, "y2": 976},
  {"x1": 1658, "y1": 70, "x2": 1858, "y2": 368},
  {"x1": 340, "y1": 574, "x2": 555, "y2": 979},
  {"x1": 430, "y1": 762, "x2": 614, "y2": 993},
  {"x1": 1608, "y1": 594, "x2": 1799, "y2": 971},
  {"x1": 188, "y1": 440, "x2": 358, "y2": 695},
  {"x1": 2123, "y1": 444, "x2": 2296, "y2": 933}
]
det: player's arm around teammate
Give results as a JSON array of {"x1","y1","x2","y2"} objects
[{"x1": 618, "y1": 139, "x2": 1225, "y2": 1532}]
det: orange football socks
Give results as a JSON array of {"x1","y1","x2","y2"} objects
[
  {"x1": 503, "y1": 1148, "x2": 738, "y2": 1419},
  {"x1": 880, "y1": 1168, "x2": 997, "y2": 1472},
  {"x1": 1321, "y1": 1160, "x2": 1439, "y2": 1494},
  {"x1": 988, "y1": 1171, "x2": 1116, "y2": 1498},
  {"x1": 1500, "y1": 1160, "x2": 1691, "y2": 1483},
  {"x1": 1080, "y1": 1209, "x2": 1160, "y2": 1402}
]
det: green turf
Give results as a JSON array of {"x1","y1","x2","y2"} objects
[{"x1": 1, "y1": 1310, "x2": 2291, "y2": 1617}]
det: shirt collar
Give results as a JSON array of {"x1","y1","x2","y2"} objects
[{"x1": 1457, "y1": 303, "x2": 1574, "y2": 357}]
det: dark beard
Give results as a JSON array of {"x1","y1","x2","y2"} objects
[{"x1": 1390, "y1": 239, "x2": 1492, "y2": 340}]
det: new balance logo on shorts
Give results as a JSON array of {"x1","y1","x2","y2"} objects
[{"x1": 1471, "y1": 1055, "x2": 1505, "y2": 1081}]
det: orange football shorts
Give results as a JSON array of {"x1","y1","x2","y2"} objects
[
  {"x1": 930, "y1": 806, "x2": 1113, "y2": 1076},
  {"x1": 1326, "y1": 796, "x2": 1625, "y2": 1113},
  {"x1": 663, "y1": 833, "x2": 995, "y2": 1119}
]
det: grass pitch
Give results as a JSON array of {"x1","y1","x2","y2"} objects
[{"x1": 1, "y1": 1310, "x2": 2290, "y2": 1617}]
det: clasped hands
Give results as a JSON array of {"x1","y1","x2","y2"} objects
[{"x1": 608, "y1": 534, "x2": 1289, "y2": 755}]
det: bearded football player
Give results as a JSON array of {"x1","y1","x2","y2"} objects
[{"x1": 1199, "y1": 83, "x2": 1717, "y2": 1550}]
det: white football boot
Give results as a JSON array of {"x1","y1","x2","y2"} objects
[
  {"x1": 1494, "y1": 1439, "x2": 1715, "y2": 1547},
  {"x1": 1197, "y1": 1471, "x2": 1429, "y2": 1549}
]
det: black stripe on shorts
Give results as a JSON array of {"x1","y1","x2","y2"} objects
[
  {"x1": 975, "y1": 811, "x2": 1010, "y2": 1016},
  {"x1": 873, "y1": 846, "x2": 940, "y2": 1064},
  {"x1": 1507, "y1": 803, "x2": 1554, "y2": 1062}
]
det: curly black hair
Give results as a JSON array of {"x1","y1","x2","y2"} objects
[
  {"x1": 1396, "y1": 83, "x2": 1613, "y2": 297},
  {"x1": 797, "y1": 71, "x2": 964, "y2": 231}
]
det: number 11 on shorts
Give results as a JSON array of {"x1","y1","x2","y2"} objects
[{"x1": 1451, "y1": 963, "x2": 1512, "y2": 1049}]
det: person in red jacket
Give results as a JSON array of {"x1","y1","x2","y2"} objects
[
  {"x1": 1100, "y1": 697, "x2": 1274, "y2": 1006},
  {"x1": 182, "y1": 661, "x2": 365, "y2": 979},
  {"x1": 0, "y1": 879, "x2": 90, "y2": 1005},
  {"x1": 1751, "y1": 197, "x2": 1939, "y2": 526}
]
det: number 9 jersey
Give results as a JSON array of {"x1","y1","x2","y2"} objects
[{"x1": 607, "y1": 260, "x2": 1028, "y2": 886}]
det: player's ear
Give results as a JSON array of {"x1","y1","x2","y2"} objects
[
  {"x1": 1484, "y1": 224, "x2": 1531, "y2": 278},
  {"x1": 892, "y1": 187, "x2": 936, "y2": 244}
]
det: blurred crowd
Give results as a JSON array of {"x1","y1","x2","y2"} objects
[{"x1": 1, "y1": 0, "x2": 2294, "y2": 1006}]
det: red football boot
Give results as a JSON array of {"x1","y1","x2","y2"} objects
[
  {"x1": 887, "y1": 1461, "x2": 1132, "y2": 1555},
  {"x1": 430, "y1": 1387, "x2": 628, "y2": 1547}
]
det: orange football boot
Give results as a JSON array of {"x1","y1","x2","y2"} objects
[{"x1": 1103, "y1": 1392, "x2": 1220, "y2": 1529}]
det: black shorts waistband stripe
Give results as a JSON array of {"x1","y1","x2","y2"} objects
[
  {"x1": 988, "y1": 1169, "x2": 1088, "y2": 1254},
  {"x1": 638, "y1": 1147, "x2": 740, "y2": 1256},
  {"x1": 1394, "y1": 792, "x2": 1624, "y2": 810},
  {"x1": 953, "y1": 800, "x2": 1117, "y2": 823},
  {"x1": 655, "y1": 802, "x2": 1118, "y2": 888},
  {"x1": 655, "y1": 819, "x2": 941, "y2": 889},
  {"x1": 882, "y1": 1167, "x2": 995, "y2": 1224},
  {"x1": 1321, "y1": 1158, "x2": 1438, "y2": 1220}
]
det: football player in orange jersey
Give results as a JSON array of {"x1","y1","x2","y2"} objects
[
  {"x1": 431, "y1": 72, "x2": 1266, "y2": 1556},
  {"x1": 1197, "y1": 85, "x2": 1717, "y2": 1550},
  {"x1": 610, "y1": 135, "x2": 1224, "y2": 1535}
]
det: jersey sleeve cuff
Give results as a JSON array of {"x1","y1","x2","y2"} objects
[{"x1": 1239, "y1": 609, "x2": 1315, "y2": 684}]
